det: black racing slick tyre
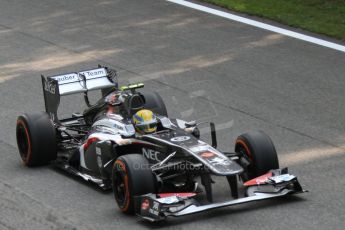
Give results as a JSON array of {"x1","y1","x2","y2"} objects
[
  {"x1": 16, "y1": 112, "x2": 57, "y2": 167},
  {"x1": 235, "y1": 131, "x2": 279, "y2": 180},
  {"x1": 112, "y1": 154, "x2": 157, "y2": 214},
  {"x1": 142, "y1": 92, "x2": 168, "y2": 117}
]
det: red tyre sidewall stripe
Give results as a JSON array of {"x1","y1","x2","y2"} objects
[
  {"x1": 236, "y1": 139, "x2": 253, "y2": 161},
  {"x1": 115, "y1": 160, "x2": 131, "y2": 212},
  {"x1": 17, "y1": 119, "x2": 32, "y2": 165}
]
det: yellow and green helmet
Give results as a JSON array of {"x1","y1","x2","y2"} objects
[{"x1": 132, "y1": 109, "x2": 157, "y2": 134}]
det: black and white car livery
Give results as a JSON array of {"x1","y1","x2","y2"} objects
[{"x1": 15, "y1": 66, "x2": 306, "y2": 222}]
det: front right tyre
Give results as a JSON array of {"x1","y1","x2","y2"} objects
[{"x1": 235, "y1": 130, "x2": 279, "y2": 180}]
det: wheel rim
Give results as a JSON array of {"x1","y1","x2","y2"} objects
[
  {"x1": 236, "y1": 140, "x2": 255, "y2": 180},
  {"x1": 16, "y1": 120, "x2": 31, "y2": 164},
  {"x1": 114, "y1": 170, "x2": 126, "y2": 206},
  {"x1": 113, "y1": 161, "x2": 130, "y2": 211}
]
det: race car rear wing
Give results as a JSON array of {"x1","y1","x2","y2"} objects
[{"x1": 41, "y1": 66, "x2": 118, "y2": 122}]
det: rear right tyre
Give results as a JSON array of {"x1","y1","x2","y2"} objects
[{"x1": 142, "y1": 92, "x2": 168, "y2": 117}]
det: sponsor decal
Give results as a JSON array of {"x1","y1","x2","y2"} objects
[
  {"x1": 170, "y1": 136, "x2": 191, "y2": 142},
  {"x1": 158, "y1": 192, "x2": 196, "y2": 198},
  {"x1": 113, "y1": 122, "x2": 124, "y2": 131},
  {"x1": 141, "y1": 199, "x2": 150, "y2": 210},
  {"x1": 96, "y1": 147, "x2": 102, "y2": 168},
  {"x1": 160, "y1": 117, "x2": 173, "y2": 128},
  {"x1": 157, "y1": 196, "x2": 179, "y2": 204},
  {"x1": 97, "y1": 156, "x2": 102, "y2": 168},
  {"x1": 95, "y1": 147, "x2": 102, "y2": 155},
  {"x1": 244, "y1": 172, "x2": 273, "y2": 186},
  {"x1": 51, "y1": 74, "x2": 78, "y2": 84},
  {"x1": 148, "y1": 201, "x2": 160, "y2": 216},
  {"x1": 269, "y1": 174, "x2": 296, "y2": 183},
  {"x1": 125, "y1": 125, "x2": 135, "y2": 136},
  {"x1": 200, "y1": 151, "x2": 215, "y2": 158},
  {"x1": 152, "y1": 201, "x2": 159, "y2": 210},
  {"x1": 55, "y1": 74, "x2": 77, "y2": 82},
  {"x1": 81, "y1": 69, "x2": 106, "y2": 79},
  {"x1": 44, "y1": 81, "x2": 56, "y2": 94},
  {"x1": 189, "y1": 144, "x2": 209, "y2": 152},
  {"x1": 256, "y1": 177, "x2": 269, "y2": 184},
  {"x1": 208, "y1": 157, "x2": 231, "y2": 166},
  {"x1": 51, "y1": 68, "x2": 106, "y2": 84},
  {"x1": 142, "y1": 148, "x2": 160, "y2": 161}
]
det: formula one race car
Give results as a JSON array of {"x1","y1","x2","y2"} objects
[{"x1": 16, "y1": 66, "x2": 306, "y2": 221}]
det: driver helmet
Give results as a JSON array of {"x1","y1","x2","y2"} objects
[{"x1": 132, "y1": 109, "x2": 157, "y2": 134}]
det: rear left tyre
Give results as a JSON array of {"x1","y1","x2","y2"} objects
[{"x1": 16, "y1": 112, "x2": 57, "y2": 167}]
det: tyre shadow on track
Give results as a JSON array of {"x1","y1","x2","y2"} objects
[{"x1": 138, "y1": 195, "x2": 307, "y2": 228}]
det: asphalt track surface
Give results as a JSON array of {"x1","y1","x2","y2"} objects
[{"x1": 0, "y1": 0, "x2": 344, "y2": 229}]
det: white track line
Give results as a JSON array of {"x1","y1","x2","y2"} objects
[{"x1": 167, "y1": 0, "x2": 345, "y2": 53}]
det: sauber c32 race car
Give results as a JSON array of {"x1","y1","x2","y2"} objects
[{"x1": 16, "y1": 66, "x2": 306, "y2": 222}]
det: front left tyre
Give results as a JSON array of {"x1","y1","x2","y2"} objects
[
  {"x1": 112, "y1": 154, "x2": 157, "y2": 214},
  {"x1": 16, "y1": 112, "x2": 57, "y2": 167}
]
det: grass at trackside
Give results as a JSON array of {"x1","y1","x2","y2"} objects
[{"x1": 201, "y1": 0, "x2": 345, "y2": 41}]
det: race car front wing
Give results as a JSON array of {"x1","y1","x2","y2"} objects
[{"x1": 134, "y1": 168, "x2": 306, "y2": 222}]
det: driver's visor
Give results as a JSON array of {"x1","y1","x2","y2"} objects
[{"x1": 135, "y1": 122, "x2": 157, "y2": 131}]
